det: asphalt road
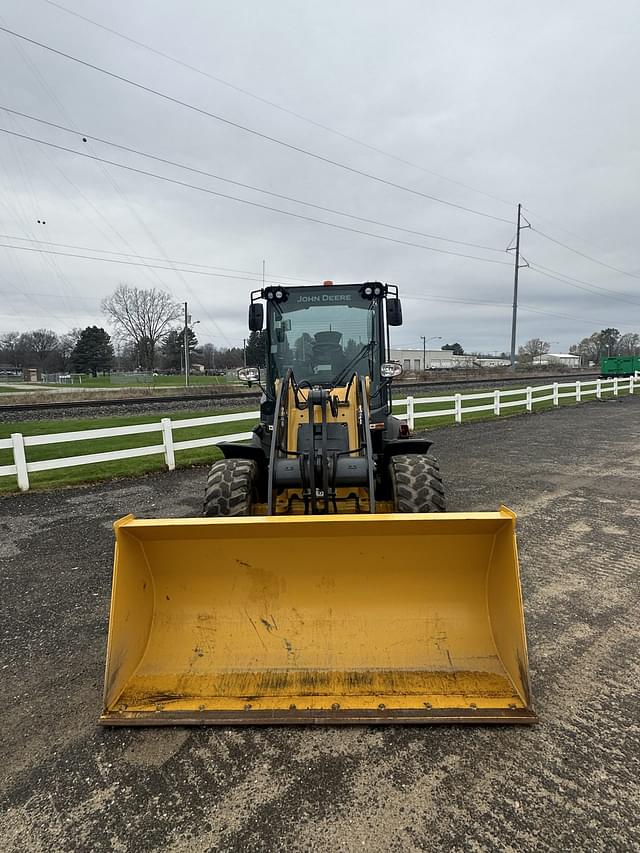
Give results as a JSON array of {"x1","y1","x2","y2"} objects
[{"x1": 1, "y1": 397, "x2": 638, "y2": 852}]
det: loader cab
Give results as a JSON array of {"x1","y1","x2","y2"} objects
[{"x1": 249, "y1": 282, "x2": 401, "y2": 421}]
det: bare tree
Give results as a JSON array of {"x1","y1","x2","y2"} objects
[
  {"x1": 59, "y1": 328, "x2": 83, "y2": 370},
  {"x1": 519, "y1": 338, "x2": 550, "y2": 364},
  {"x1": 0, "y1": 331, "x2": 21, "y2": 368},
  {"x1": 101, "y1": 284, "x2": 182, "y2": 370},
  {"x1": 617, "y1": 332, "x2": 640, "y2": 356},
  {"x1": 202, "y1": 343, "x2": 215, "y2": 370},
  {"x1": 20, "y1": 329, "x2": 60, "y2": 367}
]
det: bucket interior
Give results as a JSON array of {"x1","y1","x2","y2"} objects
[{"x1": 101, "y1": 512, "x2": 534, "y2": 724}]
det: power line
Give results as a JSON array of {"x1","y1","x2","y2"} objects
[
  {"x1": 0, "y1": 126, "x2": 514, "y2": 265},
  {"x1": 531, "y1": 226, "x2": 640, "y2": 281},
  {"x1": 0, "y1": 233, "x2": 318, "y2": 283},
  {"x1": 0, "y1": 106, "x2": 506, "y2": 254},
  {"x1": 0, "y1": 241, "x2": 312, "y2": 284},
  {"x1": 401, "y1": 291, "x2": 601, "y2": 325},
  {"x1": 0, "y1": 24, "x2": 513, "y2": 225},
  {"x1": 0, "y1": 239, "x2": 616, "y2": 329},
  {"x1": 41, "y1": 0, "x2": 515, "y2": 210},
  {"x1": 528, "y1": 261, "x2": 640, "y2": 307},
  {"x1": 522, "y1": 205, "x2": 619, "y2": 255},
  {"x1": 2, "y1": 37, "x2": 236, "y2": 346}
]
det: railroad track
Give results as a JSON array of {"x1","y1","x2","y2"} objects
[{"x1": 0, "y1": 372, "x2": 599, "y2": 414}]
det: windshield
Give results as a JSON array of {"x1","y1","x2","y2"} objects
[{"x1": 267, "y1": 286, "x2": 380, "y2": 387}]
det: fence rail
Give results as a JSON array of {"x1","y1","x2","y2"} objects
[{"x1": 0, "y1": 377, "x2": 634, "y2": 492}]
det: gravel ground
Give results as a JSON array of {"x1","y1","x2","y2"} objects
[{"x1": 0, "y1": 396, "x2": 638, "y2": 852}]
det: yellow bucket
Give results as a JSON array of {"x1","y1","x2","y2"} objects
[{"x1": 100, "y1": 509, "x2": 536, "y2": 725}]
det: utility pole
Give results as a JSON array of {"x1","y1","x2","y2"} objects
[
  {"x1": 421, "y1": 336, "x2": 426, "y2": 372},
  {"x1": 183, "y1": 301, "x2": 189, "y2": 387},
  {"x1": 508, "y1": 203, "x2": 530, "y2": 370},
  {"x1": 243, "y1": 338, "x2": 247, "y2": 367}
]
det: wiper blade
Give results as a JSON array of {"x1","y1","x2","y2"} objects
[{"x1": 329, "y1": 341, "x2": 373, "y2": 389}]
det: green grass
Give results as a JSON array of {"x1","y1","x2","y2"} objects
[
  {"x1": 0, "y1": 407, "x2": 259, "y2": 493},
  {"x1": 56, "y1": 374, "x2": 233, "y2": 389},
  {"x1": 0, "y1": 385, "x2": 27, "y2": 393}
]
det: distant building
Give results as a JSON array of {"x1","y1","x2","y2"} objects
[
  {"x1": 475, "y1": 358, "x2": 511, "y2": 368},
  {"x1": 390, "y1": 348, "x2": 476, "y2": 371},
  {"x1": 539, "y1": 353, "x2": 581, "y2": 368}
]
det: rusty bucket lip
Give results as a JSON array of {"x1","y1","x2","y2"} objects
[{"x1": 100, "y1": 706, "x2": 538, "y2": 726}]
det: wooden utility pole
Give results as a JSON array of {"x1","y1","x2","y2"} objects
[
  {"x1": 184, "y1": 301, "x2": 189, "y2": 387},
  {"x1": 509, "y1": 204, "x2": 530, "y2": 370}
]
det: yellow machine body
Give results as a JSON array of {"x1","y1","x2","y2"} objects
[{"x1": 100, "y1": 509, "x2": 536, "y2": 725}]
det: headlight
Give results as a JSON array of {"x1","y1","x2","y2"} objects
[
  {"x1": 263, "y1": 286, "x2": 288, "y2": 302},
  {"x1": 360, "y1": 282, "x2": 385, "y2": 299}
]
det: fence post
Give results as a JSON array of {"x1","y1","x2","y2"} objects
[
  {"x1": 161, "y1": 418, "x2": 176, "y2": 471},
  {"x1": 613, "y1": 377, "x2": 619, "y2": 396},
  {"x1": 493, "y1": 389, "x2": 500, "y2": 416},
  {"x1": 630, "y1": 376, "x2": 634, "y2": 395},
  {"x1": 575, "y1": 380, "x2": 581, "y2": 403},
  {"x1": 553, "y1": 382, "x2": 559, "y2": 406},
  {"x1": 526, "y1": 386, "x2": 533, "y2": 412},
  {"x1": 596, "y1": 378, "x2": 602, "y2": 400},
  {"x1": 454, "y1": 393, "x2": 462, "y2": 424},
  {"x1": 406, "y1": 396, "x2": 415, "y2": 431},
  {"x1": 11, "y1": 432, "x2": 29, "y2": 491}
]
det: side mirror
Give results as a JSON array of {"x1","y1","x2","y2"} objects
[
  {"x1": 381, "y1": 361, "x2": 403, "y2": 379},
  {"x1": 248, "y1": 303, "x2": 264, "y2": 331},
  {"x1": 386, "y1": 298, "x2": 403, "y2": 326},
  {"x1": 238, "y1": 367, "x2": 260, "y2": 384}
]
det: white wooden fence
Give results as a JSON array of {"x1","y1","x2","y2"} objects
[
  {"x1": 0, "y1": 376, "x2": 634, "y2": 492},
  {"x1": 396, "y1": 375, "x2": 635, "y2": 430}
]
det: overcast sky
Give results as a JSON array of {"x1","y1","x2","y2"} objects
[{"x1": 0, "y1": 0, "x2": 638, "y2": 354}]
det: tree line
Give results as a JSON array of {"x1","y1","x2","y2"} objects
[
  {"x1": 0, "y1": 283, "x2": 251, "y2": 375},
  {"x1": 517, "y1": 329, "x2": 639, "y2": 365}
]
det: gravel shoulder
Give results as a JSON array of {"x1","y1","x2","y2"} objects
[{"x1": 1, "y1": 396, "x2": 638, "y2": 852}]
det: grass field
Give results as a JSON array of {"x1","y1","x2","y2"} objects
[
  {"x1": 0, "y1": 374, "x2": 234, "y2": 391},
  {"x1": 0, "y1": 381, "x2": 631, "y2": 493},
  {"x1": 55, "y1": 374, "x2": 232, "y2": 389}
]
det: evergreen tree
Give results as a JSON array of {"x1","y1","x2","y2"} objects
[
  {"x1": 161, "y1": 328, "x2": 198, "y2": 371},
  {"x1": 71, "y1": 326, "x2": 114, "y2": 376},
  {"x1": 245, "y1": 330, "x2": 267, "y2": 367}
]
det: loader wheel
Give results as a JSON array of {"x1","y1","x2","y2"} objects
[
  {"x1": 203, "y1": 458, "x2": 259, "y2": 517},
  {"x1": 388, "y1": 454, "x2": 446, "y2": 512}
]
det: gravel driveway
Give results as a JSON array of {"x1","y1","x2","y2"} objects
[{"x1": 1, "y1": 396, "x2": 638, "y2": 852}]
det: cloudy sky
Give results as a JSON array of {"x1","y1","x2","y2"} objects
[{"x1": 0, "y1": 0, "x2": 638, "y2": 354}]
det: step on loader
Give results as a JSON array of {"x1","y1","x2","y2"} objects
[{"x1": 101, "y1": 282, "x2": 536, "y2": 725}]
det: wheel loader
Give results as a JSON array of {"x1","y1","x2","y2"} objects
[{"x1": 101, "y1": 281, "x2": 536, "y2": 725}]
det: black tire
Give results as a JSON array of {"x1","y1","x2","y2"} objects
[
  {"x1": 203, "y1": 458, "x2": 259, "y2": 517},
  {"x1": 388, "y1": 454, "x2": 446, "y2": 513}
]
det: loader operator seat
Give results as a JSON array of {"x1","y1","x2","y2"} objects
[{"x1": 311, "y1": 330, "x2": 346, "y2": 376}]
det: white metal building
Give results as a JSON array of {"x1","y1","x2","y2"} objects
[
  {"x1": 539, "y1": 353, "x2": 581, "y2": 368},
  {"x1": 390, "y1": 348, "x2": 475, "y2": 371}
]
